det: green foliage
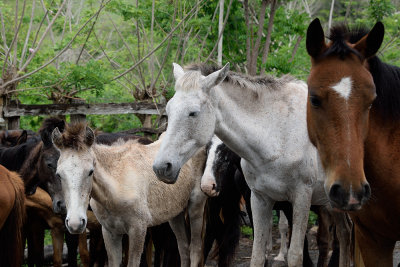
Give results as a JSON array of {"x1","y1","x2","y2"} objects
[
  {"x1": 368, "y1": 0, "x2": 395, "y2": 21},
  {"x1": 241, "y1": 225, "x2": 253, "y2": 240},
  {"x1": 1, "y1": 0, "x2": 400, "y2": 132}
]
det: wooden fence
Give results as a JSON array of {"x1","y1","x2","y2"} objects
[{"x1": 0, "y1": 102, "x2": 166, "y2": 130}]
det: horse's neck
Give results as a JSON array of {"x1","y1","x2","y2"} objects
[
  {"x1": 211, "y1": 81, "x2": 309, "y2": 167},
  {"x1": 90, "y1": 144, "x2": 124, "y2": 201}
]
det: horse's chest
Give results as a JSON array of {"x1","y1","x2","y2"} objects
[{"x1": 90, "y1": 198, "x2": 147, "y2": 234}]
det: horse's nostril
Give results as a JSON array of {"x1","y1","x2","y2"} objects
[
  {"x1": 165, "y1": 162, "x2": 172, "y2": 172},
  {"x1": 212, "y1": 183, "x2": 216, "y2": 190},
  {"x1": 362, "y1": 183, "x2": 371, "y2": 199},
  {"x1": 81, "y1": 218, "x2": 86, "y2": 227}
]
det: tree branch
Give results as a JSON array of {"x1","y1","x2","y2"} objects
[
  {"x1": 205, "y1": 0, "x2": 233, "y2": 62},
  {"x1": 112, "y1": 0, "x2": 207, "y2": 82},
  {"x1": 20, "y1": 0, "x2": 67, "y2": 73},
  {"x1": 0, "y1": 0, "x2": 112, "y2": 91},
  {"x1": 19, "y1": 0, "x2": 36, "y2": 69}
]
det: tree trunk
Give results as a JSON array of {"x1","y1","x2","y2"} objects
[
  {"x1": 243, "y1": 0, "x2": 252, "y2": 74},
  {"x1": 328, "y1": 0, "x2": 335, "y2": 30},
  {"x1": 217, "y1": 0, "x2": 224, "y2": 65},
  {"x1": 288, "y1": 36, "x2": 303, "y2": 63},
  {"x1": 261, "y1": 0, "x2": 278, "y2": 73},
  {"x1": 248, "y1": 0, "x2": 268, "y2": 76}
]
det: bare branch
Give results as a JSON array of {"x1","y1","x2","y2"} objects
[
  {"x1": 40, "y1": 0, "x2": 56, "y2": 46},
  {"x1": 93, "y1": 31, "x2": 141, "y2": 91},
  {"x1": 261, "y1": 0, "x2": 278, "y2": 72},
  {"x1": 2, "y1": 0, "x2": 27, "y2": 77},
  {"x1": 76, "y1": 0, "x2": 105, "y2": 65},
  {"x1": 20, "y1": 0, "x2": 68, "y2": 73},
  {"x1": 0, "y1": 8, "x2": 9, "y2": 51},
  {"x1": 288, "y1": 35, "x2": 303, "y2": 63},
  {"x1": 0, "y1": 0, "x2": 112, "y2": 91},
  {"x1": 248, "y1": 0, "x2": 268, "y2": 76},
  {"x1": 31, "y1": 0, "x2": 54, "y2": 49},
  {"x1": 205, "y1": 0, "x2": 233, "y2": 62},
  {"x1": 112, "y1": 0, "x2": 207, "y2": 82},
  {"x1": 19, "y1": 0, "x2": 36, "y2": 69},
  {"x1": 197, "y1": 2, "x2": 219, "y2": 61}
]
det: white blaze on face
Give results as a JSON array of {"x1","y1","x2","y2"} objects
[
  {"x1": 201, "y1": 136, "x2": 223, "y2": 197},
  {"x1": 331, "y1": 77, "x2": 352, "y2": 100},
  {"x1": 331, "y1": 77, "x2": 353, "y2": 167}
]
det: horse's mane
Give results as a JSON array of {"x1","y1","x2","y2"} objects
[
  {"x1": 185, "y1": 64, "x2": 296, "y2": 97},
  {"x1": 56, "y1": 122, "x2": 93, "y2": 150},
  {"x1": 39, "y1": 117, "x2": 66, "y2": 147},
  {"x1": 325, "y1": 23, "x2": 400, "y2": 120}
]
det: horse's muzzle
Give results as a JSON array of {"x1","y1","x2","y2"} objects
[
  {"x1": 152, "y1": 161, "x2": 180, "y2": 184},
  {"x1": 65, "y1": 216, "x2": 87, "y2": 234}
]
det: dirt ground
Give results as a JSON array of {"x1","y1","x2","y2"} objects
[{"x1": 205, "y1": 224, "x2": 400, "y2": 267}]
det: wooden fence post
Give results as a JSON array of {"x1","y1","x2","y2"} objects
[
  {"x1": 0, "y1": 97, "x2": 6, "y2": 130},
  {"x1": 70, "y1": 99, "x2": 86, "y2": 123}
]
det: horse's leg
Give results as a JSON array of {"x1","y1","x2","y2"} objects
[
  {"x1": 188, "y1": 183, "x2": 208, "y2": 267},
  {"x1": 50, "y1": 227, "x2": 65, "y2": 267},
  {"x1": 127, "y1": 224, "x2": 147, "y2": 267},
  {"x1": 65, "y1": 231, "x2": 79, "y2": 267},
  {"x1": 102, "y1": 226, "x2": 123, "y2": 267},
  {"x1": 274, "y1": 210, "x2": 288, "y2": 262},
  {"x1": 79, "y1": 232, "x2": 91, "y2": 267},
  {"x1": 315, "y1": 206, "x2": 330, "y2": 267},
  {"x1": 249, "y1": 191, "x2": 274, "y2": 267},
  {"x1": 169, "y1": 212, "x2": 190, "y2": 267},
  {"x1": 287, "y1": 187, "x2": 312, "y2": 267},
  {"x1": 27, "y1": 218, "x2": 45, "y2": 267},
  {"x1": 354, "y1": 222, "x2": 395, "y2": 267},
  {"x1": 331, "y1": 211, "x2": 351, "y2": 267}
]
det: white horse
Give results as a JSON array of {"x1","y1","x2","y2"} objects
[
  {"x1": 52, "y1": 123, "x2": 207, "y2": 267},
  {"x1": 153, "y1": 63, "x2": 351, "y2": 266}
]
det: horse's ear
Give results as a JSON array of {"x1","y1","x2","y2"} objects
[
  {"x1": 306, "y1": 18, "x2": 327, "y2": 59},
  {"x1": 202, "y1": 62, "x2": 230, "y2": 94},
  {"x1": 51, "y1": 127, "x2": 63, "y2": 149},
  {"x1": 354, "y1": 21, "x2": 384, "y2": 59},
  {"x1": 17, "y1": 130, "x2": 28, "y2": 145},
  {"x1": 85, "y1": 126, "x2": 95, "y2": 147},
  {"x1": 173, "y1": 63, "x2": 185, "y2": 80}
]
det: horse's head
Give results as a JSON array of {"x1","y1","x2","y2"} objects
[
  {"x1": 201, "y1": 136, "x2": 224, "y2": 197},
  {"x1": 39, "y1": 118, "x2": 66, "y2": 215},
  {"x1": 306, "y1": 19, "x2": 384, "y2": 210},
  {"x1": 153, "y1": 62, "x2": 229, "y2": 184},
  {"x1": 52, "y1": 123, "x2": 95, "y2": 234}
]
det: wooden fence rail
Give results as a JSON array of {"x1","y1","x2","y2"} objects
[{"x1": 3, "y1": 102, "x2": 166, "y2": 117}]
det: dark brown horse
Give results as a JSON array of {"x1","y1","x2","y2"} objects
[
  {"x1": 306, "y1": 19, "x2": 400, "y2": 265},
  {"x1": 0, "y1": 164, "x2": 25, "y2": 267}
]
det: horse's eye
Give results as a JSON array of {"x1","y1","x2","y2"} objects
[
  {"x1": 189, "y1": 111, "x2": 199, "y2": 117},
  {"x1": 47, "y1": 163, "x2": 55, "y2": 169},
  {"x1": 310, "y1": 95, "x2": 321, "y2": 108},
  {"x1": 88, "y1": 170, "x2": 94, "y2": 176}
]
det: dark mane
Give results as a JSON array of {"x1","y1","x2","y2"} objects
[
  {"x1": 39, "y1": 117, "x2": 66, "y2": 147},
  {"x1": 323, "y1": 24, "x2": 368, "y2": 60},
  {"x1": 368, "y1": 57, "x2": 400, "y2": 120},
  {"x1": 185, "y1": 63, "x2": 295, "y2": 93},
  {"x1": 326, "y1": 23, "x2": 400, "y2": 120}
]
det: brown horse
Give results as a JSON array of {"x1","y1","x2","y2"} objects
[
  {"x1": 0, "y1": 164, "x2": 25, "y2": 267},
  {"x1": 306, "y1": 19, "x2": 400, "y2": 265}
]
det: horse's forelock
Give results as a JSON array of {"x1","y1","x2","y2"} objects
[
  {"x1": 58, "y1": 122, "x2": 89, "y2": 151},
  {"x1": 175, "y1": 71, "x2": 203, "y2": 92}
]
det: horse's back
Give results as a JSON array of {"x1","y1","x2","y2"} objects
[{"x1": 0, "y1": 164, "x2": 25, "y2": 267}]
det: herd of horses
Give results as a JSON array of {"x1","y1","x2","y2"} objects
[{"x1": 0, "y1": 18, "x2": 399, "y2": 267}]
